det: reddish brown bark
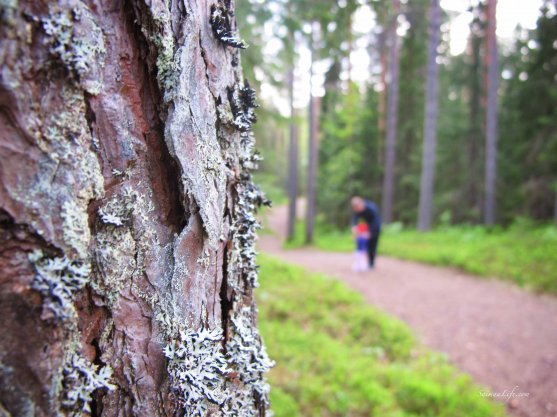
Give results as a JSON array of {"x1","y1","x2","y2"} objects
[{"x1": 0, "y1": 1, "x2": 271, "y2": 416}]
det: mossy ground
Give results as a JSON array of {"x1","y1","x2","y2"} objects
[{"x1": 257, "y1": 255, "x2": 507, "y2": 417}]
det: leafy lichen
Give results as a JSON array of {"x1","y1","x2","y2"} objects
[
  {"x1": 228, "y1": 82, "x2": 258, "y2": 132},
  {"x1": 151, "y1": 29, "x2": 178, "y2": 102},
  {"x1": 29, "y1": 250, "x2": 90, "y2": 321},
  {"x1": 61, "y1": 200, "x2": 91, "y2": 260},
  {"x1": 160, "y1": 318, "x2": 228, "y2": 416},
  {"x1": 97, "y1": 187, "x2": 137, "y2": 227},
  {"x1": 93, "y1": 186, "x2": 156, "y2": 305},
  {"x1": 225, "y1": 305, "x2": 274, "y2": 414},
  {"x1": 41, "y1": 4, "x2": 106, "y2": 95},
  {"x1": 228, "y1": 132, "x2": 270, "y2": 290},
  {"x1": 210, "y1": 2, "x2": 248, "y2": 49},
  {"x1": 62, "y1": 352, "x2": 115, "y2": 416}
]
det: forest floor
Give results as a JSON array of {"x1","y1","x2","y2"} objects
[{"x1": 257, "y1": 203, "x2": 557, "y2": 417}]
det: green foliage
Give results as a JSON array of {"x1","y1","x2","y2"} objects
[
  {"x1": 253, "y1": 172, "x2": 288, "y2": 206},
  {"x1": 315, "y1": 2, "x2": 557, "y2": 227},
  {"x1": 258, "y1": 256, "x2": 507, "y2": 417},
  {"x1": 498, "y1": 6, "x2": 557, "y2": 222},
  {"x1": 318, "y1": 85, "x2": 381, "y2": 227},
  {"x1": 237, "y1": 0, "x2": 363, "y2": 211},
  {"x1": 380, "y1": 223, "x2": 557, "y2": 294},
  {"x1": 285, "y1": 219, "x2": 557, "y2": 294},
  {"x1": 393, "y1": 0, "x2": 429, "y2": 224},
  {"x1": 238, "y1": 0, "x2": 557, "y2": 232}
]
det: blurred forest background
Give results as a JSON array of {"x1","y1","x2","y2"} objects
[
  {"x1": 236, "y1": 1, "x2": 557, "y2": 415},
  {"x1": 236, "y1": 0, "x2": 557, "y2": 231}
]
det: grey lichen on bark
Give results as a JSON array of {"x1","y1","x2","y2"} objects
[{"x1": 0, "y1": 0, "x2": 273, "y2": 416}]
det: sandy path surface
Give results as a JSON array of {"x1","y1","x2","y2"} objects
[{"x1": 257, "y1": 204, "x2": 557, "y2": 417}]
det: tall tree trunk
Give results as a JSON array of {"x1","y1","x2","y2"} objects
[
  {"x1": 417, "y1": 0, "x2": 441, "y2": 231},
  {"x1": 0, "y1": 1, "x2": 273, "y2": 416},
  {"x1": 305, "y1": 23, "x2": 319, "y2": 244},
  {"x1": 377, "y1": 29, "x2": 388, "y2": 166},
  {"x1": 287, "y1": 67, "x2": 298, "y2": 241},
  {"x1": 484, "y1": 0, "x2": 499, "y2": 224},
  {"x1": 381, "y1": 0, "x2": 401, "y2": 224}
]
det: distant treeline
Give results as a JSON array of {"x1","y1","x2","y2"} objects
[{"x1": 238, "y1": 0, "x2": 557, "y2": 229}]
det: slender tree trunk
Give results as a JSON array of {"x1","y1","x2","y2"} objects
[
  {"x1": 484, "y1": 0, "x2": 499, "y2": 224},
  {"x1": 417, "y1": 0, "x2": 441, "y2": 231},
  {"x1": 461, "y1": 11, "x2": 484, "y2": 223},
  {"x1": 381, "y1": 0, "x2": 401, "y2": 224},
  {"x1": 0, "y1": 1, "x2": 272, "y2": 416},
  {"x1": 305, "y1": 23, "x2": 319, "y2": 243},
  {"x1": 287, "y1": 67, "x2": 298, "y2": 241},
  {"x1": 377, "y1": 29, "x2": 388, "y2": 166}
]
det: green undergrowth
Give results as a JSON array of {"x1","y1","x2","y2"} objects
[
  {"x1": 284, "y1": 218, "x2": 557, "y2": 295},
  {"x1": 253, "y1": 172, "x2": 288, "y2": 206},
  {"x1": 257, "y1": 255, "x2": 507, "y2": 417}
]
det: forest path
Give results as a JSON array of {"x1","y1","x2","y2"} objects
[{"x1": 257, "y1": 203, "x2": 557, "y2": 417}]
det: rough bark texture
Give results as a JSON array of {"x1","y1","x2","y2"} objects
[
  {"x1": 381, "y1": 0, "x2": 400, "y2": 224},
  {"x1": 417, "y1": 0, "x2": 440, "y2": 231},
  {"x1": 0, "y1": 1, "x2": 273, "y2": 416}
]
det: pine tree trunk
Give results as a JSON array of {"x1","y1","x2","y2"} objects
[
  {"x1": 484, "y1": 0, "x2": 499, "y2": 224},
  {"x1": 287, "y1": 67, "x2": 298, "y2": 241},
  {"x1": 381, "y1": 0, "x2": 401, "y2": 224},
  {"x1": 417, "y1": 0, "x2": 441, "y2": 231},
  {"x1": 305, "y1": 23, "x2": 319, "y2": 244},
  {"x1": 461, "y1": 5, "x2": 485, "y2": 223},
  {"x1": 377, "y1": 29, "x2": 388, "y2": 166},
  {"x1": 0, "y1": 1, "x2": 272, "y2": 416}
]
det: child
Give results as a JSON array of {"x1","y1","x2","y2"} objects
[{"x1": 353, "y1": 221, "x2": 370, "y2": 272}]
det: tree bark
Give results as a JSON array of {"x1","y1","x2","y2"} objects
[
  {"x1": 459, "y1": 4, "x2": 485, "y2": 223},
  {"x1": 484, "y1": 0, "x2": 498, "y2": 224},
  {"x1": 377, "y1": 29, "x2": 388, "y2": 166},
  {"x1": 0, "y1": 1, "x2": 272, "y2": 416},
  {"x1": 381, "y1": 0, "x2": 401, "y2": 224},
  {"x1": 305, "y1": 23, "x2": 319, "y2": 244},
  {"x1": 287, "y1": 67, "x2": 298, "y2": 241},
  {"x1": 417, "y1": 0, "x2": 441, "y2": 231}
]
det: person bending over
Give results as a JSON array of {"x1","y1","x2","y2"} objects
[{"x1": 351, "y1": 196, "x2": 382, "y2": 269}]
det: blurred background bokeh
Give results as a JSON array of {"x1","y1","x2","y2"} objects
[{"x1": 239, "y1": 1, "x2": 557, "y2": 416}]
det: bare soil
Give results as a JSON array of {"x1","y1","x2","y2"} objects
[{"x1": 258, "y1": 204, "x2": 557, "y2": 417}]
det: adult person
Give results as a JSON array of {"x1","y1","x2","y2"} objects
[{"x1": 351, "y1": 196, "x2": 382, "y2": 269}]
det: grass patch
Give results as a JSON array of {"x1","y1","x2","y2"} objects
[
  {"x1": 258, "y1": 255, "x2": 507, "y2": 417},
  {"x1": 284, "y1": 218, "x2": 557, "y2": 295}
]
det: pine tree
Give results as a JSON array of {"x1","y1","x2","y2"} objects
[
  {"x1": 381, "y1": 0, "x2": 401, "y2": 223},
  {"x1": 417, "y1": 0, "x2": 441, "y2": 230},
  {"x1": 484, "y1": 0, "x2": 499, "y2": 224}
]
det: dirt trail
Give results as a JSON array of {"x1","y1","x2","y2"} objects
[{"x1": 257, "y1": 204, "x2": 557, "y2": 417}]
